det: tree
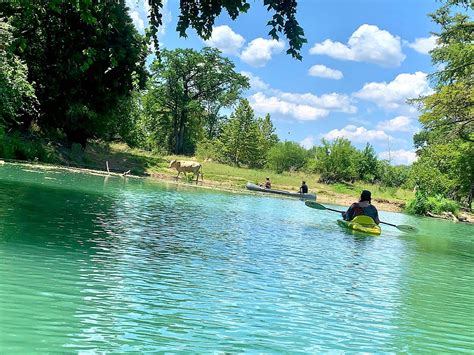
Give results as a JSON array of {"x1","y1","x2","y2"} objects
[
  {"x1": 410, "y1": 140, "x2": 473, "y2": 204},
  {"x1": 144, "y1": 48, "x2": 249, "y2": 154},
  {"x1": 355, "y1": 143, "x2": 379, "y2": 182},
  {"x1": 411, "y1": 0, "x2": 473, "y2": 142},
  {"x1": 312, "y1": 138, "x2": 358, "y2": 183},
  {"x1": 378, "y1": 162, "x2": 411, "y2": 188},
  {"x1": 220, "y1": 99, "x2": 262, "y2": 167},
  {"x1": 410, "y1": 0, "x2": 473, "y2": 208},
  {"x1": 267, "y1": 141, "x2": 308, "y2": 173},
  {"x1": 4, "y1": 1, "x2": 148, "y2": 147},
  {"x1": 0, "y1": 18, "x2": 38, "y2": 127},
  {"x1": 147, "y1": 0, "x2": 306, "y2": 59},
  {"x1": 4, "y1": 1, "x2": 307, "y2": 59},
  {"x1": 258, "y1": 114, "x2": 279, "y2": 153}
]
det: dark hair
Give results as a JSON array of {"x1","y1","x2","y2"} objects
[
  {"x1": 360, "y1": 190, "x2": 372, "y2": 203},
  {"x1": 302, "y1": 181, "x2": 306, "y2": 184},
  {"x1": 266, "y1": 177, "x2": 270, "y2": 180}
]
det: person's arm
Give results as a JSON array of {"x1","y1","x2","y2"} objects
[
  {"x1": 343, "y1": 204, "x2": 354, "y2": 221},
  {"x1": 373, "y1": 207, "x2": 381, "y2": 224}
]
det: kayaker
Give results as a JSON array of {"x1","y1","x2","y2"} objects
[
  {"x1": 342, "y1": 190, "x2": 380, "y2": 224},
  {"x1": 264, "y1": 177, "x2": 272, "y2": 189},
  {"x1": 299, "y1": 181, "x2": 308, "y2": 194}
]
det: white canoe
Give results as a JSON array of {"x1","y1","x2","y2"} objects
[{"x1": 246, "y1": 182, "x2": 316, "y2": 200}]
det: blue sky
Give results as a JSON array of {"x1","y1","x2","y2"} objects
[{"x1": 127, "y1": 0, "x2": 441, "y2": 165}]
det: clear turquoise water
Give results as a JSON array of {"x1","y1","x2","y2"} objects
[{"x1": 0, "y1": 163, "x2": 473, "y2": 353}]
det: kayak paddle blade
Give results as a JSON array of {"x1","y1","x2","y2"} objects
[
  {"x1": 305, "y1": 201, "x2": 326, "y2": 210},
  {"x1": 396, "y1": 224, "x2": 418, "y2": 233}
]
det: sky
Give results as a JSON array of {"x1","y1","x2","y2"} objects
[{"x1": 126, "y1": 0, "x2": 442, "y2": 165}]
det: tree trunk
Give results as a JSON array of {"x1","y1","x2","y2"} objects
[{"x1": 175, "y1": 109, "x2": 186, "y2": 154}]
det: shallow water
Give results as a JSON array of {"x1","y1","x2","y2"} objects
[{"x1": 0, "y1": 164, "x2": 473, "y2": 352}]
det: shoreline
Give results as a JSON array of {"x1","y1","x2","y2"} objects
[
  {"x1": 2, "y1": 159, "x2": 473, "y2": 223},
  {"x1": 1, "y1": 159, "x2": 403, "y2": 212}
]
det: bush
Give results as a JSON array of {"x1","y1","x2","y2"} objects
[
  {"x1": 405, "y1": 191, "x2": 459, "y2": 215},
  {"x1": 195, "y1": 139, "x2": 224, "y2": 162},
  {"x1": 267, "y1": 141, "x2": 308, "y2": 173},
  {"x1": 380, "y1": 164, "x2": 411, "y2": 188},
  {"x1": 0, "y1": 19, "x2": 38, "y2": 127},
  {"x1": 311, "y1": 138, "x2": 357, "y2": 183},
  {"x1": 0, "y1": 126, "x2": 58, "y2": 163}
]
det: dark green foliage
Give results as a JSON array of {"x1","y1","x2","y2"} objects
[
  {"x1": 174, "y1": 0, "x2": 306, "y2": 60},
  {"x1": 266, "y1": 141, "x2": 308, "y2": 173},
  {"x1": 6, "y1": 1, "x2": 148, "y2": 146},
  {"x1": 0, "y1": 126, "x2": 57, "y2": 162}
]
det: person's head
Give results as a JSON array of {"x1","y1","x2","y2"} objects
[
  {"x1": 266, "y1": 177, "x2": 270, "y2": 181},
  {"x1": 360, "y1": 190, "x2": 372, "y2": 203},
  {"x1": 302, "y1": 181, "x2": 306, "y2": 185}
]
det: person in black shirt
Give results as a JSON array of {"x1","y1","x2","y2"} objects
[
  {"x1": 342, "y1": 190, "x2": 380, "y2": 224},
  {"x1": 299, "y1": 181, "x2": 308, "y2": 194}
]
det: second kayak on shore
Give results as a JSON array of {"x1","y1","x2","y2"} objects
[{"x1": 246, "y1": 182, "x2": 317, "y2": 200}]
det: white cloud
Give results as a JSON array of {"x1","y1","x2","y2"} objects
[
  {"x1": 308, "y1": 64, "x2": 343, "y2": 80},
  {"x1": 240, "y1": 71, "x2": 269, "y2": 91},
  {"x1": 240, "y1": 38, "x2": 285, "y2": 67},
  {"x1": 248, "y1": 90, "x2": 356, "y2": 121},
  {"x1": 378, "y1": 149, "x2": 418, "y2": 165},
  {"x1": 407, "y1": 35, "x2": 437, "y2": 55},
  {"x1": 159, "y1": 0, "x2": 172, "y2": 36},
  {"x1": 205, "y1": 25, "x2": 246, "y2": 55},
  {"x1": 300, "y1": 136, "x2": 315, "y2": 149},
  {"x1": 354, "y1": 71, "x2": 433, "y2": 111},
  {"x1": 249, "y1": 92, "x2": 329, "y2": 121},
  {"x1": 126, "y1": 0, "x2": 171, "y2": 35},
  {"x1": 310, "y1": 24, "x2": 405, "y2": 67},
  {"x1": 323, "y1": 125, "x2": 391, "y2": 142},
  {"x1": 277, "y1": 92, "x2": 357, "y2": 113},
  {"x1": 377, "y1": 116, "x2": 418, "y2": 132},
  {"x1": 143, "y1": 0, "x2": 150, "y2": 12},
  {"x1": 129, "y1": 10, "x2": 145, "y2": 31}
]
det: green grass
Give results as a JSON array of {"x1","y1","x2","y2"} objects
[
  {"x1": 1, "y1": 138, "x2": 413, "y2": 208},
  {"x1": 149, "y1": 154, "x2": 413, "y2": 205},
  {"x1": 331, "y1": 182, "x2": 414, "y2": 203}
]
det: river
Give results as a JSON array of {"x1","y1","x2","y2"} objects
[{"x1": 0, "y1": 163, "x2": 473, "y2": 352}]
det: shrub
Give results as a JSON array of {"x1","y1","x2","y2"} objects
[
  {"x1": 406, "y1": 191, "x2": 459, "y2": 215},
  {"x1": 0, "y1": 126, "x2": 58, "y2": 163},
  {"x1": 195, "y1": 139, "x2": 224, "y2": 162},
  {"x1": 267, "y1": 141, "x2": 308, "y2": 173},
  {"x1": 311, "y1": 138, "x2": 357, "y2": 183}
]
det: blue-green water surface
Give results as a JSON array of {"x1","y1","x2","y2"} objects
[{"x1": 0, "y1": 164, "x2": 473, "y2": 352}]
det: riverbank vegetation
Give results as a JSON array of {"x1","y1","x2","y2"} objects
[{"x1": 0, "y1": 0, "x2": 472, "y2": 218}]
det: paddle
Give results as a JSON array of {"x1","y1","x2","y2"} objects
[{"x1": 305, "y1": 201, "x2": 418, "y2": 233}]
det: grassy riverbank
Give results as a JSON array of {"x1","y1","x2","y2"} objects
[{"x1": 4, "y1": 141, "x2": 412, "y2": 212}]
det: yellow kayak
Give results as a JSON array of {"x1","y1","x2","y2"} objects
[{"x1": 337, "y1": 215, "x2": 381, "y2": 235}]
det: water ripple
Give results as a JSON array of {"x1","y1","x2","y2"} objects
[{"x1": 0, "y1": 164, "x2": 473, "y2": 353}]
